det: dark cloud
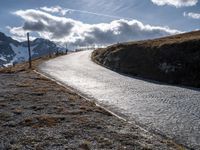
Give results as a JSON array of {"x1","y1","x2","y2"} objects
[
  {"x1": 13, "y1": 9, "x2": 75, "y2": 39},
  {"x1": 23, "y1": 21, "x2": 45, "y2": 31}
]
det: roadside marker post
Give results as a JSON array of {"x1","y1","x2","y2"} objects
[{"x1": 27, "y1": 32, "x2": 32, "y2": 69}]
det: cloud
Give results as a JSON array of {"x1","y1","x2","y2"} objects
[
  {"x1": 7, "y1": 26, "x2": 26, "y2": 37},
  {"x1": 183, "y1": 12, "x2": 200, "y2": 19},
  {"x1": 13, "y1": 9, "x2": 76, "y2": 39},
  {"x1": 9, "y1": 9, "x2": 181, "y2": 46},
  {"x1": 40, "y1": 6, "x2": 133, "y2": 20},
  {"x1": 151, "y1": 0, "x2": 198, "y2": 7},
  {"x1": 40, "y1": 6, "x2": 71, "y2": 15},
  {"x1": 6, "y1": 26, "x2": 36, "y2": 41}
]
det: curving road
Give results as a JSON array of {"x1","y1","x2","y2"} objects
[{"x1": 39, "y1": 50, "x2": 200, "y2": 149}]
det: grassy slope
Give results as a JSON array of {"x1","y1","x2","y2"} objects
[{"x1": 92, "y1": 30, "x2": 200, "y2": 87}]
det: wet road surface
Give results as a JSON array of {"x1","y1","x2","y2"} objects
[{"x1": 39, "y1": 50, "x2": 200, "y2": 149}]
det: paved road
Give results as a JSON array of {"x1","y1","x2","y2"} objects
[{"x1": 39, "y1": 50, "x2": 200, "y2": 149}]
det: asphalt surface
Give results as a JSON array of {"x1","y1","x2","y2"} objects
[{"x1": 39, "y1": 50, "x2": 200, "y2": 149}]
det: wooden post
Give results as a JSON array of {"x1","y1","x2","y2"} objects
[
  {"x1": 27, "y1": 32, "x2": 32, "y2": 69},
  {"x1": 66, "y1": 44, "x2": 68, "y2": 54}
]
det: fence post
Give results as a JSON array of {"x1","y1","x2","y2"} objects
[{"x1": 27, "y1": 32, "x2": 32, "y2": 69}]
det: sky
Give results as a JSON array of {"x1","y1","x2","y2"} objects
[{"x1": 0, "y1": 0, "x2": 199, "y2": 46}]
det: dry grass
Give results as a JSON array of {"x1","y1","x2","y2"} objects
[
  {"x1": 21, "y1": 115, "x2": 65, "y2": 128},
  {"x1": 12, "y1": 108, "x2": 23, "y2": 115},
  {"x1": 126, "y1": 30, "x2": 200, "y2": 48},
  {"x1": 16, "y1": 83, "x2": 31, "y2": 87},
  {"x1": 0, "y1": 54, "x2": 61, "y2": 74}
]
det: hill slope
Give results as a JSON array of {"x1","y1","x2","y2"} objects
[{"x1": 92, "y1": 30, "x2": 200, "y2": 88}]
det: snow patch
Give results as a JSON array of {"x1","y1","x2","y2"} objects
[
  {"x1": 10, "y1": 43, "x2": 37, "y2": 64},
  {"x1": 3, "y1": 62, "x2": 13, "y2": 67},
  {"x1": 0, "y1": 55, "x2": 7, "y2": 61}
]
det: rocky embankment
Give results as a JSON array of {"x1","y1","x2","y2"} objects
[
  {"x1": 0, "y1": 56, "x2": 185, "y2": 149},
  {"x1": 92, "y1": 31, "x2": 200, "y2": 88}
]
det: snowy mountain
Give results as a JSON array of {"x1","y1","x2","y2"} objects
[{"x1": 0, "y1": 32, "x2": 65, "y2": 67}]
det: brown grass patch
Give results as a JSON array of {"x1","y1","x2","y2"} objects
[
  {"x1": 21, "y1": 115, "x2": 65, "y2": 128},
  {"x1": 12, "y1": 108, "x2": 23, "y2": 115},
  {"x1": 16, "y1": 83, "x2": 31, "y2": 87}
]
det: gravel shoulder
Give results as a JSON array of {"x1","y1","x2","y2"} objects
[{"x1": 0, "y1": 56, "x2": 185, "y2": 149}]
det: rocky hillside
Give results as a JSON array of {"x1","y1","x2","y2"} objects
[
  {"x1": 92, "y1": 30, "x2": 200, "y2": 88},
  {"x1": 0, "y1": 32, "x2": 65, "y2": 67}
]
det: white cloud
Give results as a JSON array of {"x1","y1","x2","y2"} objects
[
  {"x1": 9, "y1": 9, "x2": 181, "y2": 46},
  {"x1": 7, "y1": 26, "x2": 26, "y2": 37},
  {"x1": 151, "y1": 0, "x2": 198, "y2": 7},
  {"x1": 40, "y1": 6, "x2": 133, "y2": 20},
  {"x1": 183, "y1": 12, "x2": 200, "y2": 19},
  {"x1": 40, "y1": 6, "x2": 71, "y2": 15},
  {"x1": 6, "y1": 26, "x2": 36, "y2": 41}
]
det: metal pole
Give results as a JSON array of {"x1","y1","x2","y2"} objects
[{"x1": 27, "y1": 32, "x2": 32, "y2": 69}]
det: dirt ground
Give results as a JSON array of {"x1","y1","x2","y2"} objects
[{"x1": 0, "y1": 57, "x2": 185, "y2": 149}]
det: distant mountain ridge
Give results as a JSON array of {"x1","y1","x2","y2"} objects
[{"x1": 0, "y1": 32, "x2": 65, "y2": 67}]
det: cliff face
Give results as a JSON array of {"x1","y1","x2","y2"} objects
[{"x1": 92, "y1": 31, "x2": 200, "y2": 88}]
